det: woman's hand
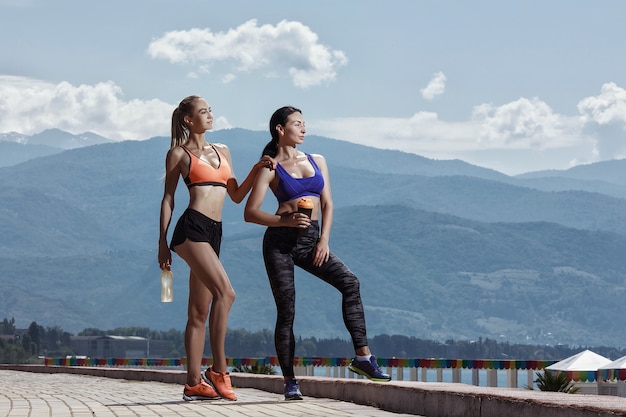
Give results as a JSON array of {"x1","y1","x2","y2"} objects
[
  {"x1": 313, "y1": 238, "x2": 330, "y2": 267},
  {"x1": 259, "y1": 155, "x2": 276, "y2": 171},
  {"x1": 158, "y1": 241, "x2": 172, "y2": 271},
  {"x1": 280, "y1": 212, "x2": 311, "y2": 229}
]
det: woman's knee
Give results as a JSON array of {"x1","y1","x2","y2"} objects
[
  {"x1": 210, "y1": 286, "x2": 236, "y2": 308},
  {"x1": 275, "y1": 302, "x2": 296, "y2": 326},
  {"x1": 223, "y1": 287, "x2": 236, "y2": 306},
  {"x1": 187, "y1": 304, "x2": 209, "y2": 324},
  {"x1": 337, "y1": 273, "x2": 361, "y2": 294}
]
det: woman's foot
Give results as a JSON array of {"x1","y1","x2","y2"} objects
[
  {"x1": 202, "y1": 366, "x2": 237, "y2": 401},
  {"x1": 348, "y1": 355, "x2": 391, "y2": 382},
  {"x1": 284, "y1": 378, "x2": 303, "y2": 400},
  {"x1": 182, "y1": 379, "x2": 220, "y2": 401}
]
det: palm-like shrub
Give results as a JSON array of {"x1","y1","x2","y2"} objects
[
  {"x1": 231, "y1": 363, "x2": 276, "y2": 375},
  {"x1": 534, "y1": 370, "x2": 580, "y2": 393}
]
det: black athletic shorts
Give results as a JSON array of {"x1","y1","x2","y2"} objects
[{"x1": 169, "y1": 208, "x2": 222, "y2": 256}]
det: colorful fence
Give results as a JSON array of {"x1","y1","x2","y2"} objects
[
  {"x1": 45, "y1": 356, "x2": 554, "y2": 369},
  {"x1": 598, "y1": 368, "x2": 626, "y2": 382},
  {"x1": 44, "y1": 356, "x2": 624, "y2": 383}
]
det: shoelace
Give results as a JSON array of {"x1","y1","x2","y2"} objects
[{"x1": 214, "y1": 372, "x2": 233, "y2": 389}]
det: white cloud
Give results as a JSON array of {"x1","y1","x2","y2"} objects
[
  {"x1": 311, "y1": 112, "x2": 479, "y2": 154},
  {"x1": 578, "y1": 82, "x2": 626, "y2": 125},
  {"x1": 472, "y1": 97, "x2": 582, "y2": 149},
  {"x1": 577, "y1": 82, "x2": 626, "y2": 160},
  {"x1": 213, "y1": 116, "x2": 232, "y2": 131},
  {"x1": 312, "y1": 97, "x2": 583, "y2": 153},
  {"x1": 0, "y1": 75, "x2": 173, "y2": 140},
  {"x1": 420, "y1": 71, "x2": 446, "y2": 100},
  {"x1": 310, "y1": 95, "x2": 601, "y2": 174},
  {"x1": 147, "y1": 19, "x2": 348, "y2": 88}
]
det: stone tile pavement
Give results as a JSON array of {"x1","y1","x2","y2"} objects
[{"x1": 0, "y1": 369, "x2": 419, "y2": 417}]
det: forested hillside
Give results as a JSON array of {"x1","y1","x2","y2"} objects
[{"x1": 1, "y1": 129, "x2": 625, "y2": 348}]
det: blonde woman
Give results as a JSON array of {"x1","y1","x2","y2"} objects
[{"x1": 158, "y1": 95, "x2": 273, "y2": 401}]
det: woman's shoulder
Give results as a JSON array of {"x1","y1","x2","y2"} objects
[
  {"x1": 307, "y1": 153, "x2": 328, "y2": 173},
  {"x1": 164, "y1": 146, "x2": 188, "y2": 170},
  {"x1": 167, "y1": 145, "x2": 187, "y2": 158},
  {"x1": 212, "y1": 142, "x2": 229, "y2": 150},
  {"x1": 212, "y1": 142, "x2": 232, "y2": 157},
  {"x1": 307, "y1": 153, "x2": 326, "y2": 163}
]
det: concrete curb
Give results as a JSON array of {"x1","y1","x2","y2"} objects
[{"x1": 3, "y1": 364, "x2": 626, "y2": 416}]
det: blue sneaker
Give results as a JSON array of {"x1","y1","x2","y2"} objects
[
  {"x1": 284, "y1": 378, "x2": 303, "y2": 400},
  {"x1": 348, "y1": 355, "x2": 391, "y2": 382}
]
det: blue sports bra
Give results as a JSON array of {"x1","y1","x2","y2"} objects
[{"x1": 273, "y1": 154, "x2": 325, "y2": 203}]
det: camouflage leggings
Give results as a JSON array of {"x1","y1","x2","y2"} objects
[{"x1": 262, "y1": 221, "x2": 368, "y2": 377}]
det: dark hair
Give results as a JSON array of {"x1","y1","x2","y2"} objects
[
  {"x1": 170, "y1": 95, "x2": 200, "y2": 149},
  {"x1": 262, "y1": 106, "x2": 302, "y2": 157}
]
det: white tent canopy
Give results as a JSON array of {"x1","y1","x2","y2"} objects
[
  {"x1": 546, "y1": 349, "x2": 611, "y2": 371},
  {"x1": 598, "y1": 355, "x2": 626, "y2": 371}
]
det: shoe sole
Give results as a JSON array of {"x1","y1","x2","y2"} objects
[
  {"x1": 348, "y1": 365, "x2": 391, "y2": 382},
  {"x1": 202, "y1": 370, "x2": 237, "y2": 401},
  {"x1": 285, "y1": 394, "x2": 303, "y2": 400},
  {"x1": 182, "y1": 393, "x2": 220, "y2": 401}
]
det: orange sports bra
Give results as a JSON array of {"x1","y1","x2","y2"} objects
[{"x1": 182, "y1": 144, "x2": 231, "y2": 189}]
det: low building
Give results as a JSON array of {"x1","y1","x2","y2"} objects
[{"x1": 70, "y1": 335, "x2": 172, "y2": 358}]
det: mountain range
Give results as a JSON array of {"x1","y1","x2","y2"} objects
[{"x1": 1, "y1": 129, "x2": 625, "y2": 348}]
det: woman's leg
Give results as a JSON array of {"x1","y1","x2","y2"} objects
[
  {"x1": 297, "y1": 247, "x2": 390, "y2": 381},
  {"x1": 183, "y1": 268, "x2": 212, "y2": 386},
  {"x1": 263, "y1": 232, "x2": 297, "y2": 378},
  {"x1": 176, "y1": 240, "x2": 236, "y2": 375},
  {"x1": 299, "y1": 252, "x2": 369, "y2": 351}
]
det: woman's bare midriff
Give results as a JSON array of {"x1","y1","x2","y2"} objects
[{"x1": 188, "y1": 186, "x2": 228, "y2": 221}]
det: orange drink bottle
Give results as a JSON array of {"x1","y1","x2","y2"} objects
[
  {"x1": 297, "y1": 197, "x2": 314, "y2": 218},
  {"x1": 297, "y1": 198, "x2": 314, "y2": 236}
]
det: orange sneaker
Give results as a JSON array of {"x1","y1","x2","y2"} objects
[
  {"x1": 182, "y1": 380, "x2": 220, "y2": 401},
  {"x1": 202, "y1": 366, "x2": 237, "y2": 401}
]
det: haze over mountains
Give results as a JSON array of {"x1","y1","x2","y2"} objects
[{"x1": 1, "y1": 129, "x2": 625, "y2": 348}]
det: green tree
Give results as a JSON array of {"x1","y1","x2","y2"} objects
[
  {"x1": 27, "y1": 322, "x2": 41, "y2": 355},
  {"x1": 0, "y1": 338, "x2": 28, "y2": 364},
  {"x1": 21, "y1": 333, "x2": 34, "y2": 356},
  {"x1": 78, "y1": 328, "x2": 106, "y2": 336},
  {"x1": 108, "y1": 327, "x2": 155, "y2": 338},
  {"x1": 42, "y1": 326, "x2": 73, "y2": 356},
  {"x1": 0, "y1": 318, "x2": 16, "y2": 335}
]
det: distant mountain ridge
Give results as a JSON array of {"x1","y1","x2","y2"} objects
[
  {"x1": 0, "y1": 132, "x2": 29, "y2": 144},
  {"x1": 25, "y1": 128, "x2": 114, "y2": 149},
  {"x1": 1, "y1": 128, "x2": 625, "y2": 347},
  {"x1": 0, "y1": 129, "x2": 114, "y2": 168}
]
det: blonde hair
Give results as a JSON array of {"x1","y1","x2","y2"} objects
[{"x1": 170, "y1": 95, "x2": 200, "y2": 149}]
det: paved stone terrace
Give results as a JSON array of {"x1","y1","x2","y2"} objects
[
  {"x1": 0, "y1": 368, "x2": 417, "y2": 417},
  {"x1": 2, "y1": 365, "x2": 626, "y2": 416}
]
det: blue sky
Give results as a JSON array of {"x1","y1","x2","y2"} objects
[{"x1": 1, "y1": 0, "x2": 626, "y2": 175}]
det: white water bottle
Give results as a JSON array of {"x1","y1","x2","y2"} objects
[{"x1": 160, "y1": 269, "x2": 173, "y2": 302}]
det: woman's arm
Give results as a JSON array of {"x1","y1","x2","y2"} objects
[
  {"x1": 244, "y1": 167, "x2": 303, "y2": 228},
  {"x1": 158, "y1": 148, "x2": 183, "y2": 270},
  {"x1": 312, "y1": 154, "x2": 333, "y2": 266},
  {"x1": 243, "y1": 167, "x2": 285, "y2": 226},
  {"x1": 217, "y1": 144, "x2": 274, "y2": 204}
]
